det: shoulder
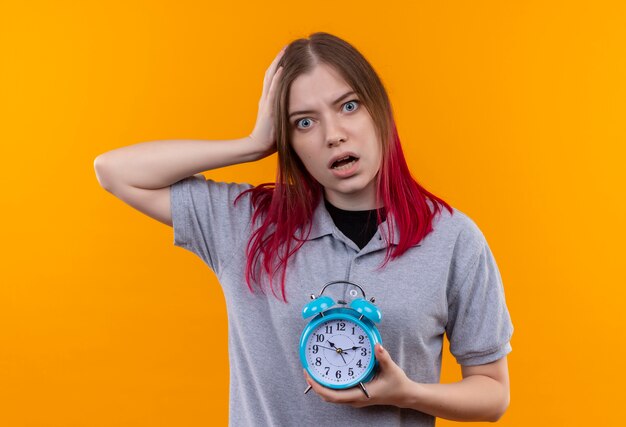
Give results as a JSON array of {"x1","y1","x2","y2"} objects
[
  {"x1": 429, "y1": 202, "x2": 486, "y2": 251},
  {"x1": 171, "y1": 174, "x2": 256, "y2": 216},
  {"x1": 177, "y1": 174, "x2": 254, "y2": 191},
  {"x1": 419, "y1": 202, "x2": 490, "y2": 282},
  {"x1": 173, "y1": 174, "x2": 254, "y2": 198}
]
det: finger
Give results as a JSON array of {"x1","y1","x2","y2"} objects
[
  {"x1": 264, "y1": 48, "x2": 285, "y2": 83},
  {"x1": 266, "y1": 66, "x2": 283, "y2": 102},
  {"x1": 262, "y1": 60, "x2": 284, "y2": 100},
  {"x1": 317, "y1": 385, "x2": 363, "y2": 404},
  {"x1": 304, "y1": 371, "x2": 329, "y2": 398},
  {"x1": 272, "y1": 45, "x2": 287, "y2": 67},
  {"x1": 304, "y1": 370, "x2": 364, "y2": 404},
  {"x1": 262, "y1": 47, "x2": 287, "y2": 98},
  {"x1": 375, "y1": 343, "x2": 390, "y2": 368}
]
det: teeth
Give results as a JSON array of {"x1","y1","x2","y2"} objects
[
  {"x1": 332, "y1": 159, "x2": 357, "y2": 170},
  {"x1": 331, "y1": 155, "x2": 355, "y2": 168}
]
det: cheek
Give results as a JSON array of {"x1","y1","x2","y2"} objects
[
  {"x1": 292, "y1": 140, "x2": 317, "y2": 162},
  {"x1": 289, "y1": 140, "x2": 306, "y2": 161},
  {"x1": 369, "y1": 144, "x2": 383, "y2": 175},
  {"x1": 290, "y1": 145, "x2": 319, "y2": 176},
  {"x1": 292, "y1": 146, "x2": 310, "y2": 164}
]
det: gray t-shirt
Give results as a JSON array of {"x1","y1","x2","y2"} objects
[{"x1": 170, "y1": 175, "x2": 514, "y2": 426}]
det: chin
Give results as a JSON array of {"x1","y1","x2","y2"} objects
[{"x1": 330, "y1": 182, "x2": 370, "y2": 195}]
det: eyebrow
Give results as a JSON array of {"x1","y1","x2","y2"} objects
[{"x1": 288, "y1": 91, "x2": 357, "y2": 119}]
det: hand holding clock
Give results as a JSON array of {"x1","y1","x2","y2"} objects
[{"x1": 303, "y1": 343, "x2": 415, "y2": 408}]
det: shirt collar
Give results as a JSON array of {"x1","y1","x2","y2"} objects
[{"x1": 305, "y1": 196, "x2": 401, "y2": 245}]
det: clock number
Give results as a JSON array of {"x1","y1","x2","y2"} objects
[
  {"x1": 325, "y1": 325, "x2": 333, "y2": 334},
  {"x1": 356, "y1": 359, "x2": 362, "y2": 368},
  {"x1": 361, "y1": 348, "x2": 367, "y2": 356},
  {"x1": 312, "y1": 345, "x2": 319, "y2": 354},
  {"x1": 336, "y1": 322, "x2": 346, "y2": 331},
  {"x1": 348, "y1": 367, "x2": 354, "y2": 376},
  {"x1": 351, "y1": 326, "x2": 355, "y2": 335},
  {"x1": 316, "y1": 334, "x2": 325, "y2": 342},
  {"x1": 359, "y1": 335, "x2": 365, "y2": 344},
  {"x1": 315, "y1": 357, "x2": 322, "y2": 366},
  {"x1": 335, "y1": 370, "x2": 342, "y2": 379},
  {"x1": 324, "y1": 366, "x2": 330, "y2": 375}
]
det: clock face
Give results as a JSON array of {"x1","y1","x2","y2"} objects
[{"x1": 304, "y1": 317, "x2": 374, "y2": 386}]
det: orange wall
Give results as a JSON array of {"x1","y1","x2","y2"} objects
[{"x1": 1, "y1": 1, "x2": 624, "y2": 425}]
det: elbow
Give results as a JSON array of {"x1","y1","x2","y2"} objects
[
  {"x1": 94, "y1": 155, "x2": 115, "y2": 191},
  {"x1": 488, "y1": 390, "x2": 510, "y2": 422}
]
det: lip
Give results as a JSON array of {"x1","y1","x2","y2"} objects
[
  {"x1": 330, "y1": 157, "x2": 360, "y2": 178},
  {"x1": 327, "y1": 152, "x2": 360, "y2": 169}
]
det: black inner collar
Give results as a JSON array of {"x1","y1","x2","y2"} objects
[{"x1": 324, "y1": 198, "x2": 387, "y2": 249}]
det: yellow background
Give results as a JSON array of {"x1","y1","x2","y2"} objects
[{"x1": 1, "y1": 1, "x2": 624, "y2": 425}]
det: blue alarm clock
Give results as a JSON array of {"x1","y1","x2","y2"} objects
[{"x1": 300, "y1": 280, "x2": 382, "y2": 398}]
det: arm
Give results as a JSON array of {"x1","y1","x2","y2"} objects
[
  {"x1": 402, "y1": 356, "x2": 510, "y2": 422},
  {"x1": 93, "y1": 46, "x2": 287, "y2": 226},
  {"x1": 304, "y1": 344, "x2": 510, "y2": 423},
  {"x1": 94, "y1": 136, "x2": 265, "y2": 191},
  {"x1": 94, "y1": 45, "x2": 287, "y2": 191},
  {"x1": 93, "y1": 137, "x2": 267, "y2": 227}
]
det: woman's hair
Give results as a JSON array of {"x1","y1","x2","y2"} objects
[{"x1": 235, "y1": 32, "x2": 453, "y2": 302}]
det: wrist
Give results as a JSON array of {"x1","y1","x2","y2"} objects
[
  {"x1": 245, "y1": 135, "x2": 274, "y2": 162},
  {"x1": 399, "y1": 378, "x2": 426, "y2": 410}
]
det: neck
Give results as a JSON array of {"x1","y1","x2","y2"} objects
[{"x1": 323, "y1": 189, "x2": 382, "y2": 211}]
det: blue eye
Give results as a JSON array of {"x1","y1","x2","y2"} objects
[
  {"x1": 294, "y1": 99, "x2": 360, "y2": 130},
  {"x1": 343, "y1": 100, "x2": 359, "y2": 112},
  {"x1": 295, "y1": 117, "x2": 313, "y2": 129}
]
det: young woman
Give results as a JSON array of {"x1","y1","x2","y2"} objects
[{"x1": 95, "y1": 32, "x2": 514, "y2": 426}]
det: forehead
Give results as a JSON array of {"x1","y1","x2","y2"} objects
[{"x1": 288, "y1": 63, "x2": 353, "y2": 109}]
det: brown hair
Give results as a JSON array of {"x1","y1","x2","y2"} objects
[
  {"x1": 236, "y1": 32, "x2": 452, "y2": 302},
  {"x1": 275, "y1": 32, "x2": 394, "y2": 192}
]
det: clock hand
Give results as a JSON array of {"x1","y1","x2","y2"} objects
[
  {"x1": 328, "y1": 340, "x2": 349, "y2": 364},
  {"x1": 328, "y1": 341, "x2": 347, "y2": 353},
  {"x1": 315, "y1": 345, "x2": 336, "y2": 351}
]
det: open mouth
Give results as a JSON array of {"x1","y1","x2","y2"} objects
[{"x1": 330, "y1": 155, "x2": 359, "y2": 170}]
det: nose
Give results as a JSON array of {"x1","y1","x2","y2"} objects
[
  {"x1": 326, "y1": 119, "x2": 347, "y2": 147},
  {"x1": 327, "y1": 136, "x2": 346, "y2": 147}
]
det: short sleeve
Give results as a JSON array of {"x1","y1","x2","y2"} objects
[
  {"x1": 170, "y1": 174, "x2": 254, "y2": 275},
  {"x1": 445, "y1": 231, "x2": 514, "y2": 366}
]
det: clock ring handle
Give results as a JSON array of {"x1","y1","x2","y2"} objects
[{"x1": 318, "y1": 280, "x2": 367, "y2": 299}]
